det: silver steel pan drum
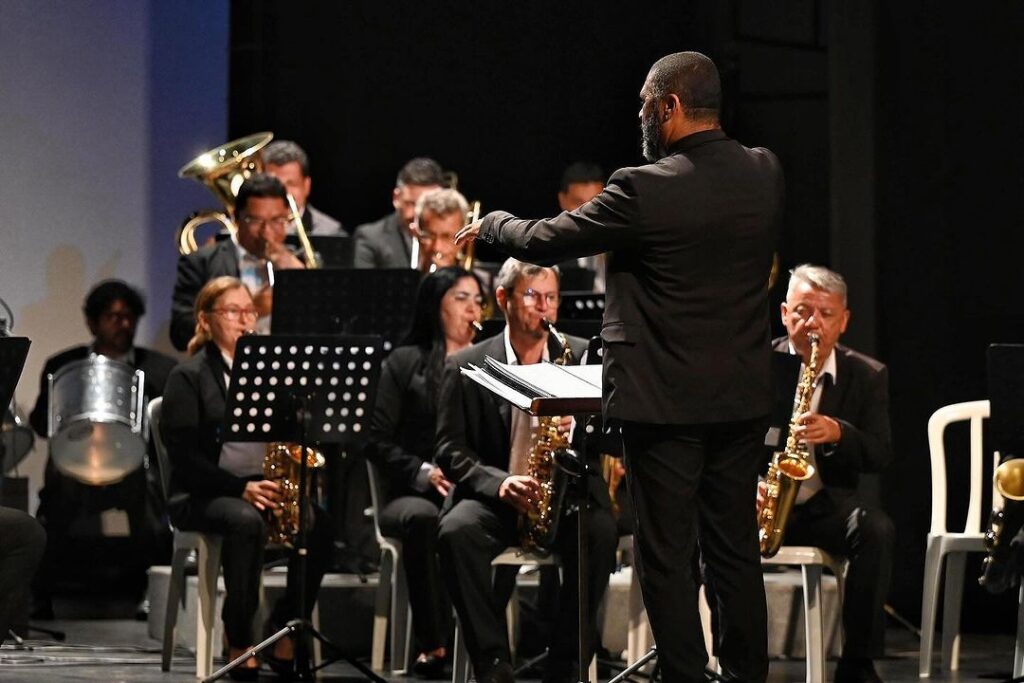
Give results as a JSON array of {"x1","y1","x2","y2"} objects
[
  {"x1": 2, "y1": 401, "x2": 34, "y2": 473},
  {"x1": 48, "y1": 356, "x2": 145, "y2": 485}
]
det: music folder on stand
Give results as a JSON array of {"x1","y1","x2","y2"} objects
[
  {"x1": 461, "y1": 356, "x2": 602, "y2": 683},
  {"x1": 209, "y1": 333, "x2": 388, "y2": 683}
]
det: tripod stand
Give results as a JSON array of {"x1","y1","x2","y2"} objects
[{"x1": 206, "y1": 334, "x2": 387, "y2": 683}]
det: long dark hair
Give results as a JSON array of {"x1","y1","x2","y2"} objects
[{"x1": 402, "y1": 266, "x2": 486, "y2": 391}]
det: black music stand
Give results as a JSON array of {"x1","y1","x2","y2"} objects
[
  {"x1": 206, "y1": 334, "x2": 387, "y2": 683},
  {"x1": 272, "y1": 269, "x2": 421, "y2": 351}
]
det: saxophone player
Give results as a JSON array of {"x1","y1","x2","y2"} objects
[
  {"x1": 170, "y1": 174, "x2": 305, "y2": 351},
  {"x1": 766, "y1": 264, "x2": 894, "y2": 683},
  {"x1": 161, "y1": 277, "x2": 333, "y2": 680},
  {"x1": 434, "y1": 258, "x2": 617, "y2": 683}
]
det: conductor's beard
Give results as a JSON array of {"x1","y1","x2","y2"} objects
[{"x1": 641, "y1": 111, "x2": 663, "y2": 162}]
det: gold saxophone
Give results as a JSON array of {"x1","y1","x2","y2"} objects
[
  {"x1": 263, "y1": 442, "x2": 326, "y2": 547},
  {"x1": 758, "y1": 333, "x2": 820, "y2": 558},
  {"x1": 519, "y1": 319, "x2": 572, "y2": 554},
  {"x1": 980, "y1": 457, "x2": 1024, "y2": 590}
]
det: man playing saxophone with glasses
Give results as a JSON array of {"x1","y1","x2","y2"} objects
[{"x1": 170, "y1": 174, "x2": 305, "y2": 351}]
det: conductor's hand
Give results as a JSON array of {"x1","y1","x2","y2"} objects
[
  {"x1": 243, "y1": 480, "x2": 283, "y2": 511},
  {"x1": 499, "y1": 475, "x2": 542, "y2": 514},
  {"x1": 454, "y1": 219, "x2": 482, "y2": 248},
  {"x1": 792, "y1": 412, "x2": 842, "y2": 445},
  {"x1": 429, "y1": 465, "x2": 453, "y2": 497}
]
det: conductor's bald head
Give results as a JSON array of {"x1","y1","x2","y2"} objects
[{"x1": 640, "y1": 52, "x2": 722, "y2": 161}]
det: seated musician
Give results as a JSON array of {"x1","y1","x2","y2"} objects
[
  {"x1": 28, "y1": 279, "x2": 176, "y2": 619},
  {"x1": 160, "y1": 276, "x2": 334, "y2": 681},
  {"x1": 435, "y1": 258, "x2": 617, "y2": 683},
  {"x1": 353, "y1": 157, "x2": 444, "y2": 269},
  {"x1": 0, "y1": 507, "x2": 45, "y2": 644},
  {"x1": 170, "y1": 173, "x2": 305, "y2": 351},
  {"x1": 365, "y1": 265, "x2": 486, "y2": 678},
  {"x1": 410, "y1": 188, "x2": 469, "y2": 273},
  {"x1": 764, "y1": 264, "x2": 894, "y2": 683},
  {"x1": 262, "y1": 139, "x2": 346, "y2": 236}
]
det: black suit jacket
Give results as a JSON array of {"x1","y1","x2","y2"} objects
[
  {"x1": 771, "y1": 338, "x2": 893, "y2": 494},
  {"x1": 434, "y1": 332, "x2": 610, "y2": 513},
  {"x1": 29, "y1": 345, "x2": 177, "y2": 437},
  {"x1": 479, "y1": 130, "x2": 784, "y2": 425},
  {"x1": 170, "y1": 240, "x2": 240, "y2": 351},
  {"x1": 365, "y1": 344, "x2": 439, "y2": 499},
  {"x1": 353, "y1": 213, "x2": 413, "y2": 269},
  {"x1": 159, "y1": 343, "x2": 249, "y2": 508}
]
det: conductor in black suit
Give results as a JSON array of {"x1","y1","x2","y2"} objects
[
  {"x1": 435, "y1": 258, "x2": 617, "y2": 683},
  {"x1": 456, "y1": 52, "x2": 783, "y2": 683},
  {"x1": 768, "y1": 265, "x2": 893, "y2": 683}
]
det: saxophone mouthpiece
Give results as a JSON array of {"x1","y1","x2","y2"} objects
[
  {"x1": 540, "y1": 318, "x2": 553, "y2": 332},
  {"x1": 471, "y1": 320, "x2": 484, "y2": 333}
]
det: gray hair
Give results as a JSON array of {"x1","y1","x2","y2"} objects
[
  {"x1": 415, "y1": 188, "x2": 469, "y2": 224},
  {"x1": 262, "y1": 140, "x2": 310, "y2": 176},
  {"x1": 787, "y1": 264, "x2": 848, "y2": 307},
  {"x1": 494, "y1": 257, "x2": 560, "y2": 292}
]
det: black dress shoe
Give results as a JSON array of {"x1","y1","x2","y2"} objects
[
  {"x1": 412, "y1": 651, "x2": 447, "y2": 679},
  {"x1": 226, "y1": 663, "x2": 260, "y2": 681},
  {"x1": 834, "y1": 657, "x2": 883, "y2": 683},
  {"x1": 479, "y1": 658, "x2": 515, "y2": 683}
]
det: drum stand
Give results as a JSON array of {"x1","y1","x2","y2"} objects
[{"x1": 205, "y1": 334, "x2": 387, "y2": 683}]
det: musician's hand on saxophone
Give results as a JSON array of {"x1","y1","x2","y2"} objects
[
  {"x1": 756, "y1": 479, "x2": 767, "y2": 515},
  {"x1": 242, "y1": 479, "x2": 283, "y2": 511},
  {"x1": 791, "y1": 411, "x2": 842, "y2": 445},
  {"x1": 500, "y1": 475, "x2": 542, "y2": 514}
]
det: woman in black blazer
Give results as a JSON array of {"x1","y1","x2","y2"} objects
[
  {"x1": 161, "y1": 276, "x2": 333, "y2": 680},
  {"x1": 366, "y1": 266, "x2": 486, "y2": 678}
]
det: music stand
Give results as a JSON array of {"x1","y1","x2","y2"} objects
[
  {"x1": 207, "y1": 334, "x2": 387, "y2": 683},
  {"x1": 284, "y1": 235, "x2": 355, "y2": 268},
  {"x1": 271, "y1": 269, "x2": 420, "y2": 351},
  {"x1": 0, "y1": 337, "x2": 30, "y2": 482}
]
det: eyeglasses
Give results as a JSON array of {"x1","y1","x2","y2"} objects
[
  {"x1": 450, "y1": 291, "x2": 485, "y2": 306},
  {"x1": 211, "y1": 307, "x2": 260, "y2": 321},
  {"x1": 239, "y1": 216, "x2": 289, "y2": 230},
  {"x1": 515, "y1": 288, "x2": 560, "y2": 307}
]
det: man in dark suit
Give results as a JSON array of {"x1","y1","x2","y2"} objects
[
  {"x1": 456, "y1": 52, "x2": 783, "y2": 683},
  {"x1": 768, "y1": 264, "x2": 893, "y2": 683},
  {"x1": 28, "y1": 279, "x2": 177, "y2": 618},
  {"x1": 353, "y1": 157, "x2": 444, "y2": 269},
  {"x1": 435, "y1": 258, "x2": 617, "y2": 683},
  {"x1": 263, "y1": 139, "x2": 347, "y2": 236},
  {"x1": 170, "y1": 173, "x2": 305, "y2": 351}
]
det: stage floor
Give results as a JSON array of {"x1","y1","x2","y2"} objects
[{"x1": 0, "y1": 619, "x2": 1016, "y2": 682}]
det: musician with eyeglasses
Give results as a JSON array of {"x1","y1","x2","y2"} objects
[
  {"x1": 161, "y1": 276, "x2": 334, "y2": 680},
  {"x1": 170, "y1": 173, "x2": 305, "y2": 352},
  {"x1": 364, "y1": 266, "x2": 486, "y2": 678},
  {"x1": 434, "y1": 258, "x2": 617, "y2": 683},
  {"x1": 410, "y1": 188, "x2": 469, "y2": 273},
  {"x1": 28, "y1": 279, "x2": 177, "y2": 620}
]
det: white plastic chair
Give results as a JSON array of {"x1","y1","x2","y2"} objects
[
  {"x1": 762, "y1": 546, "x2": 846, "y2": 683},
  {"x1": 365, "y1": 459, "x2": 413, "y2": 674},
  {"x1": 920, "y1": 400, "x2": 1024, "y2": 678}
]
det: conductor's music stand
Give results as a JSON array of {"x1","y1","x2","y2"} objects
[
  {"x1": 271, "y1": 269, "x2": 421, "y2": 351},
  {"x1": 207, "y1": 334, "x2": 388, "y2": 683}
]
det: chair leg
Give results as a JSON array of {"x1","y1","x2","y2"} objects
[
  {"x1": 918, "y1": 537, "x2": 945, "y2": 678},
  {"x1": 162, "y1": 545, "x2": 192, "y2": 672},
  {"x1": 506, "y1": 586, "x2": 519, "y2": 662},
  {"x1": 391, "y1": 551, "x2": 411, "y2": 674},
  {"x1": 941, "y1": 552, "x2": 967, "y2": 672},
  {"x1": 452, "y1": 620, "x2": 470, "y2": 683},
  {"x1": 1014, "y1": 583, "x2": 1024, "y2": 678},
  {"x1": 801, "y1": 564, "x2": 825, "y2": 683},
  {"x1": 372, "y1": 550, "x2": 393, "y2": 672},
  {"x1": 196, "y1": 535, "x2": 222, "y2": 680}
]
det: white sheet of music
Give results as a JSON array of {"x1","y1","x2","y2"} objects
[
  {"x1": 461, "y1": 363, "x2": 534, "y2": 410},
  {"x1": 478, "y1": 358, "x2": 601, "y2": 399}
]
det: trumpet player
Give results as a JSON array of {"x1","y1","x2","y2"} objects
[
  {"x1": 411, "y1": 188, "x2": 469, "y2": 273},
  {"x1": 170, "y1": 174, "x2": 305, "y2": 351},
  {"x1": 767, "y1": 264, "x2": 894, "y2": 683}
]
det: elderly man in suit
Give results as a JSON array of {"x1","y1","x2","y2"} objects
[
  {"x1": 769, "y1": 264, "x2": 893, "y2": 683},
  {"x1": 456, "y1": 52, "x2": 783, "y2": 683},
  {"x1": 169, "y1": 173, "x2": 305, "y2": 351},
  {"x1": 353, "y1": 157, "x2": 444, "y2": 269},
  {"x1": 435, "y1": 258, "x2": 617, "y2": 683}
]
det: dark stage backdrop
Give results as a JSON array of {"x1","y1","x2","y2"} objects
[{"x1": 229, "y1": 0, "x2": 1023, "y2": 635}]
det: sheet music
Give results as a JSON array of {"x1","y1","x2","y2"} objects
[
  {"x1": 461, "y1": 364, "x2": 533, "y2": 410},
  {"x1": 481, "y1": 358, "x2": 602, "y2": 399}
]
